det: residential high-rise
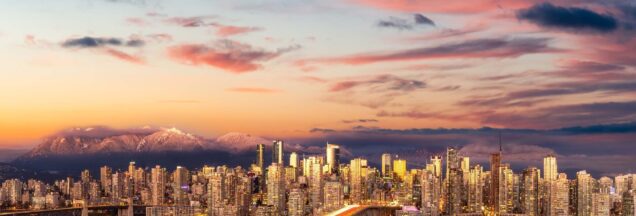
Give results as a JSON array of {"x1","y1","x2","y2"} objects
[
  {"x1": 544, "y1": 155, "x2": 557, "y2": 181},
  {"x1": 350, "y1": 158, "x2": 368, "y2": 203},
  {"x1": 267, "y1": 163, "x2": 285, "y2": 214},
  {"x1": 468, "y1": 165, "x2": 484, "y2": 213},
  {"x1": 288, "y1": 187, "x2": 306, "y2": 216},
  {"x1": 421, "y1": 169, "x2": 441, "y2": 216},
  {"x1": 326, "y1": 143, "x2": 340, "y2": 174},
  {"x1": 272, "y1": 140, "x2": 284, "y2": 166},
  {"x1": 173, "y1": 166, "x2": 189, "y2": 205},
  {"x1": 381, "y1": 153, "x2": 392, "y2": 178},
  {"x1": 577, "y1": 170, "x2": 594, "y2": 216},
  {"x1": 306, "y1": 156, "x2": 323, "y2": 208},
  {"x1": 256, "y1": 143, "x2": 264, "y2": 170},
  {"x1": 208, "y1": 171, "x2": 225, "y2": 213},
  {"x1": 521, "y1": 167, "x2": 540, "y2": 216},
  {"x1": 324, "y1": 180, "x2": 344, "y2": 212},
  {"x1": 430, "y1": 155, "x2": 442, "y2": 178},
  {"x1": 490, "y1": 144, "x2": 502, "y2": 213},
  {"x1": 548, "y1": 173, "x2": 569, "y2": 216},
  {"x1": 151, "y1": 165, "x2": 166, "y2": 206},
  {"x1": 591, "y1": 193, "x2": 610, "y2": 216},
  {"x1": 289, "y1": 152, "x2": 299, "y2": 168},
  {"x1": 100, "y1": 166, "x2": 112, "y2": 195},
  {"x1": 393, "y1": 159, "x2": 407, "y2": 180},
  {"x1": 445, "y1": 147, "x2": 461, "y2": 215}
]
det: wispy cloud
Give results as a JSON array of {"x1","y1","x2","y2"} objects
[
  {"x1": 168, "y1": 39, "x2": 300, "y2": 73},
  {"x1": 226, "y1": 87, "x2": 280, "y2": 93},
  {"x1": 306, "y1": 37, "x2": 560, "y2": 66}
]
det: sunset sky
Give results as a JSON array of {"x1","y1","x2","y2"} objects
[{"x1": 1, "y1": 0, "x2": 636, "y2": 153}]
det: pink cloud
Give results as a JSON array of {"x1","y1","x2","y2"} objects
[
  {"x1": 126, "y1": 17, "x2": 149, "y2": 26},
  {"x1": 349, "y1": 0, "x2": 533, "y2": 13},
  {"x1": 167, "y1": 40, "x2": 298, "y2": 73},
  {"x1": 214, "y1": 24, "x2": 262, "y2": 37},
  {"x1": 104, "y1": 49, "x2": 145, "y2": 64}
]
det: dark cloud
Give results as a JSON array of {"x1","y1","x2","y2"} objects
[
  {"x1": 309, "y1": 128, "x2": 337, "y2": 133},
  {"x1": 329, "y1": 74, "x2": 425, "y2": 92},
  {"x1": 482, "y1": 101, "x2": 636, "y2": 128},
  {"x1": 377, "y1": 17, "x2": 413, "y2": 30},
  {"x1": 297, "y1": 123, "x2": 636, "y2": 177},
  {"x1": 61, "y1": 37, "x2": 144, "y2": 48},
  {"x1": 313, "y1": 37, "x2": 560, "y2": 65},
  {"x1": 342, "y1": 119, "x2": 379, "y2": 124},
  {"x1": 377, "y1": 14, "x2": 435, "y2": 30},
  {"x1": 460, "y1": 80, "x2": 636, "y2": 108},
  {"x1": 324, "y1": 74, "x2": 426, "y2": 108},
  {"x1": 517, "y1": 3, "x2": 618, "y2": 33},
  {"x1": 414, "y1": 14, "x2": 435, "y2": 26}
]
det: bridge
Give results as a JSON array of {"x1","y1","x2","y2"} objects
[{"x1": 0, "y1": 204, "x2": 147, "y2": 216}]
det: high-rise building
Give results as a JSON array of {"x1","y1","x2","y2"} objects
[
  {"x1": 324, "y1": 180, "x2": 344, "y2": 212},
  {"x1": 421, "y1": 169, "x2": 441, "y2": 216},
  {"x1": 394, "y1": 159, "x2": 407, "y2": 180},
  {"x1": 305, "y1": 156, "x2": 323, "y2": 208},
  {"x1": 445, "y1": 147, "x2": 462, "y2": 215},
  {"x1": 430, "y1": 155, "x2": 442, "y2": 178},
  {"x1": 272, "y1": 140, "x2": 284, "y2": 166},
  {"x1": 289, "y1": 152, "x2": 299, "y2": 168},
  {"x1": 468, "y1": 165, "x2": 484, "y2": 213},
  {"x1": 256, "y1": 143, "x2": 264, "y2": 170},
  {"x1": 326, "y1": 143, "x2": 340, "y2": 174},
  {"x1": 521, "y1": 167, "x2": 540, "y2": 216},
  {"x1": 100, "y1": 166, "x2": 112, "y2": 195},
  {"x1": 544, "y1": 155, "x2": 557, "y2": 181},
  {"x1": 548, "y1": 173, "x2": 569, "y2": 216},
  {"x1": 266, "y1": 163, "x2": 285, "y2": 214},
  {"x1": 288, "y1": 187, "x2": 306, "y2": 216},
  {"x1": 350, "y1": 158, "x2": 368, "y2": 203},
  {"x1": 151, "y1": 165, "x2": 166, "y2": 206},
  {"x1": 208, "y1": 171, "x2": 225, "y2": 213},
  {"x1": 381, "y1": 153, "x2": 392, "y2": 178},
  {"x1": 490, "y1": 145, "x2": 502, "y2": 213},
  {"x1": 173, "y1": 166, "x2": 189, "y2": 205},
  {"x1": 591, "y1": 193, "x2": 610, "y2": 216},
  {"x1": 577, "y1": 170, "x2": 594, "y2": 216}
]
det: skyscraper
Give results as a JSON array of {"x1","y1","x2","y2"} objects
[
  {"x1": 272, "y1": 140, "x2": 284, "y2": 166},
  {"x1": 430, "y1": 155, "x2": 442, "y2": 178},
  {"x1": 521, "y1": 167, "x2": 540, "y2": 216},
  {"x1": 289, "y1": 152, "x2": 299, "y2": 168},
  {"x1": 393, "y1": 159, "x2": 407, "y2": 180},
  {"x1": 490, "y1": 142, "x2": 502, "y2": 213},
  {"x1": 350, "y1": 158, "x2": 368, "y2": 203},
  {"x1": 324, "y1": 180, "x2": 344, "y2": 212},
  {"x1": 267, "y1": 163, "x2": 285, "y2": 214},
  {"x1": 256, "y1": 143, "x2": 264, "y2": 171},
  {"x1": 548, "y1": 173, "x2": 569, "y2": 216},
  {"x1": 173, "y1": 166, "x2": 189, "y2": 205},
  {"x1": 151, "y1": 165, "x2": 166, "y2": 206},
  {"x1": 577, "y1": 170, "x2": 594, "y2": 216},
  {"x1": 381, "y1": 153, "x2": 392, "y2": 178},
  {"x1": 326, "y1": 143, "x2": 340, "y2": 174},
  {"x1": 288, "y1": 187, "x2": 306, "y2": 216},
  {"x1": 544, "y1": 155, "x2": 557, "y2": 181},
  {"x1": 468, "y1": 165, "x2": 484, "y2": 213},
  {"x1": 445, "y1": 147, "x2": 462, "y2": 215}
]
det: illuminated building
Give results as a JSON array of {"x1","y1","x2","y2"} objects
[
  {"x1": 382, "y1": 153, "x2": 393, "y2": 178},
  {"x1": 272, "y1": 140, "x2": 284, "y2": 166},
  {"x1": 326, "y1": 143, "x2": 340, "y2": 174}
]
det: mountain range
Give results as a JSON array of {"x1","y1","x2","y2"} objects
[{"x1": 9, "y1": 127, "x2": 274, "y2": 177}]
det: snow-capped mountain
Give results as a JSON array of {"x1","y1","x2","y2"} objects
[{"x1": 18, "y1": 127, "x2": 268, "y2": 159}]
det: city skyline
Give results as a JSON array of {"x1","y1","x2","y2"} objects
[{"x1": 1, "y1": 142, "x2": 635, "y2": 215}]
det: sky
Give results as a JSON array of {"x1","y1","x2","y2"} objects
[{"x1": 0, "y1": 0, "x2": 635, "y2": 174}]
